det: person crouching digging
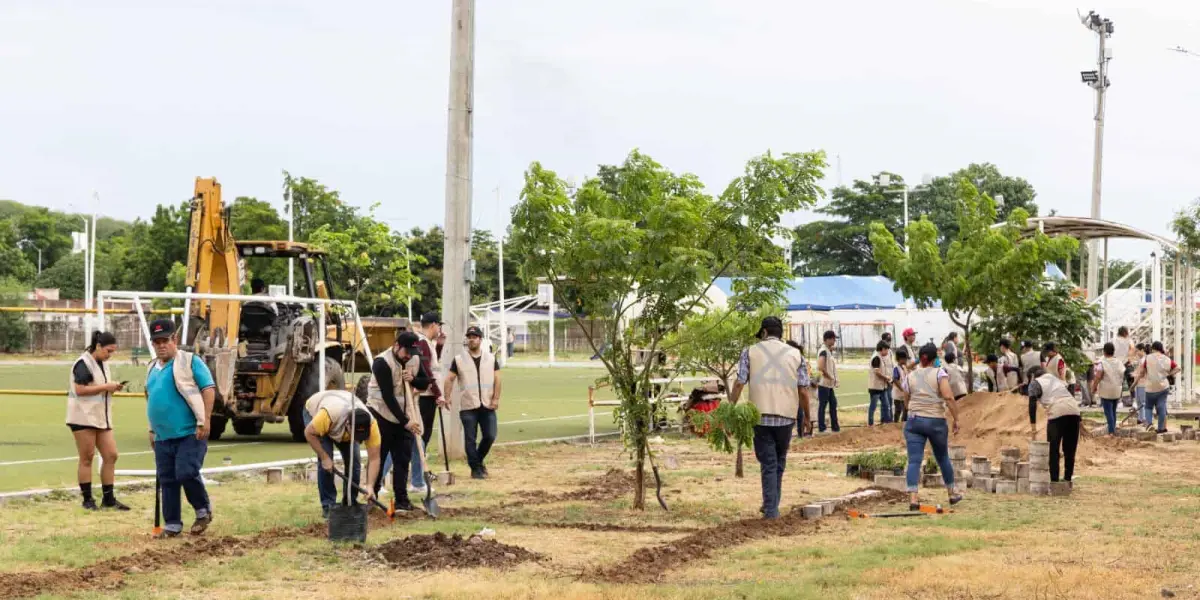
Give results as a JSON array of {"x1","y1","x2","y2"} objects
[
  {"x1": 303, "y1": 386, "x2": 382, "y2": 518},
  {"x1": 365, "y1": 332, "x2": 429, "y2": 512},
  {"x1": 897, "y1": 343, "x2": 963, "y2": 511},
  {"x1": 1027, "y1": 366, "x2": 1080, "y2": 485},
  {"x1": 727, "y1": 317, "x2": 811, "y2": 520}
]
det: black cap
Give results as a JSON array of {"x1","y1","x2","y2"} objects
[
  {"x1": 757, "y1": 316, "x2": 783, "y2": 339},
  {"x1": 149, "y1": 319, "x2": 176, "y2": 341},
  {"x1": 823, "y1": 330, "x2": 838, "y2": 340},
  {"x1": 1043, "y1": 342, "x2": 1057, "y2": 353},
  {"x1": 465, "y1": 326, "x2": 483, "y2": 338},
  {"x1": 420, "y1": 312, "x2": 442, "y2": 326},
  {"x1": 395, "y1": 331, "x2": 419, "y2": 350},
  {"x1": 985, "y1": 353, "x2": 998, "y2": 363}
]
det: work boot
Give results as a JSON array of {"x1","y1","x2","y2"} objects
[
  {"x1": 190, "y1": 514, "x2": 212, "y2": 535},
  {"x1": 101, "y1": 498, "x2": 130, "y2": 511},
  {"x1": 394, "y1": 497, "x2": 416, "y2": 512},
  {"x1": 470, "y1": 467, "x2": 485, "y2": 480},
  {"x1": 480, "y1": 465, "x2": 490, "y2": 479},
  {"x1": 322, "y1": 506, "x2": 331, "y2": 520},
  {"x1": 82, "y1": 498, "x2": 98, "y2": 511},
  {"x1": 153, "y1": 529, "x2": 181, "y2": 540}
]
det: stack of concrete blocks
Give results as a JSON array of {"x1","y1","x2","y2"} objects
[
  {"x1": 995, "y1": 447, "x2": 1020, "y2": 494},
  {"x1": 873, "y1": 472, "x2": 908, "y2": 493},
  {"x1": 948, "y1": 446, "x2": 969, "y2": 493},
  {"x1": 800, "y1": 489, "x2": 885, "y2": 521},
  {"x1": 1016, "y1": 462, "x2": 1031, "y2": 494},
  {"x1": 1182, "y1": 425, "x2": 1196, "y2": 441},
  {"x1": 1028, "y1": 441, "x2": 1051, "y2": 496},
  {"x1": 1159, "y1": 432, "x2": 1179, "y2": 443},
  {"x1": 1136, "y1": 430, "x2": 1158, "y2": 442},
  {"x1": 971, "y1": 456, "x2": 995, "y2": 493}
]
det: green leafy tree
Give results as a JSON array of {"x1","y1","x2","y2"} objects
[
  {"x1": 0, "y1": 218, "x2": 36, "y2": 282},
  {"x1": 229, "y1": 196, "x2": 289, "y2": 287},
  {"x1": 405, "y1": 227, "x2": 445, "y2": 316},
  {"x1": 283, "y1": 171, "x2": 358, "y2": 243},
  {"x1": 511, "y1": 148, "x2": 826, "y2": 509},
  {"x1": 310, "y1": 211, "x2": 420, "y2": 315},
  {"x1": 0, "y1": 277, "x2": 29, "y2": 352},
  {"x1": 974, "y1": 281, "x2": 1099, "y2": 375},
  {"x1": 35, "y1": 253, "x2": 113, "y2": 299},
  {"x1": 117, "y1": 204, "x2": 189, "y2": 291},
  {"x1": 470, "y1": 230, "x2": 529, "y2": 306},
  {"x1": 915, "y1": 163, "x2": 1039, "y2": 251},
  {"x1": 869, "y1": 180, "x2": 1075, "y2": 391},
  {"x1": 16, "y1": 207, "x2": 73, "y2": 269},
  {"x1": 791, "y1": 173, "x2": 906, "y2": 276}
]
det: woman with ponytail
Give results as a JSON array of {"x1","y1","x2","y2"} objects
[{"x1": 66, "y1": 331, "x2": 128, "y2": 510}]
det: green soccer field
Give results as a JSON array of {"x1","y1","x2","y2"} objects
[{"x1": 0, "y1": 361, "x2": 872, "y2": 493}]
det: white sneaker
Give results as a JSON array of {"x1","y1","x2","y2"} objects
[{"x1": 408, "y1": 484, "x2": 428, "y2": 494}]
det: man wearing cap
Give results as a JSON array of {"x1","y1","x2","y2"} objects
[
  {"x1": 144, "y1": 319, "x2": 216, "y2": 538},
  {"x1": 441, "y1": 326, "x2": 502, "y2": 479},
  {"x1": 409, "y1": 312, "x2": 444, "y2": 494},
  {"x1": 816, "y1": 330, "x2": 840, "y2": 433},
  {"x1": 303, "y1": 384, "x2": 383, "y2": 518},
  {"x1": 900, "y1": 328, "x2": 919, "y2": 365},
  {"x1": 365, "y1": 331, "x2": 430, "y2": 512},
  {"x1": 728, "y1": 316, "x2": 810, "y2": 519}
]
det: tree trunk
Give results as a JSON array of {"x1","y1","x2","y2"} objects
[
  {"x1": 735, "y1": 443, "x2": 744, "y2": 478},
  {"x1": 634, "y1": 439, "x2": 646, "y2": 510},
  {"x1": 964, "y1": 319, "x2": 973, "y2": 393}
]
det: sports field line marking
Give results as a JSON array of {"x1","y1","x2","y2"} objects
[
  {"x1": 500, "y1": 413, "x2": 589, "y2": 425},
  {"x1": 0, "y1": 441, "x2": 264, "y2": 468}
]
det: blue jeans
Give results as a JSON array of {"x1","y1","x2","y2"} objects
[
  {"x1": 1145, "y1": 389, "x2": 1169, "y2": 431},
  {"x1": 461, "y1": 407, "x2": 498, "y2": 471},
  {"x1": 303, "y1": 408, "x2": 361, "y2": 511},
  {"x1": 753, "y1": 424, "x2": 793, "y2": 519},
  {"x1": 903, "y1": 416, "x2": 954, "y2": 492},
  {"x1": 817, "y1": 387, "x2": 839, "y2": 432},
  {"x1": 153, "y1": 435, "x2": 210, "y2": 533},
  {"x1": 409, "y1": 396, "x2": 437, "y2": 488},
  {"x1": 1136, "y1": 387, "x2": 1147, "y2": 423},
  {"x1": 1101, "y1": 398, "x2": 1119, "y2": 434},
  {"x1": 868, "y1": 390, "x2": 892, "y2": 425}
]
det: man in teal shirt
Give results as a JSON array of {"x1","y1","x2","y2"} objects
[{"x1": 146, "y1": 319, "x2": 216, "y2": 538}]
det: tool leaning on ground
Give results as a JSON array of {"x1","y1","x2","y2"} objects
[
  {"x1": 437, "y1": 406, "x2": 455, "y2": 485},
  {"x1": 152, "y1": 475, "x2": 162, "y2": 536},
  {"x1": 405, "y1": 380, "x2": 440, "y2": 518},
  {"x1": 330, "y1": 467, "x2": 393, "y2": 520}
]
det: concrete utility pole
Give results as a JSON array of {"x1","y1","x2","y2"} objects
[
  {"x1": 439, "y1": 0, "x2": 476, "y2": 460},
  {"x1": 1079, "y1": 10, "x2": 1113, "y2": 300}
]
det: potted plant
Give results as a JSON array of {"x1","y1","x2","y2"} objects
[
  {"x1": 921, "y1": 455, "x2": 942, "y2": 487},
  {"x1": 845, "y1": 453, "x2": 864, "y2": 477}
]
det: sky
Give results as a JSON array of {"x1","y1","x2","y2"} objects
[{"x1": 2, "y1": 0, "x2": 1199, "y2": 262}]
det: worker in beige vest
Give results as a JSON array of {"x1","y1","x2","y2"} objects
[
  {"x1": 943, "y1": 352, "x2": 967, "y2": 400},
  {"x1": 442, "y1": 326, "x2": 503, "y2": 480},
  {"x1": 144, "y1": 319, "x2": 216, "y2": 538},
  {"x1": 304, "y1": 388, "x2": 383, "y2": 518},
  {"x1": 365, "y1": 331, "x2": 429, "y2": 512},
  {"x1": 1027, "y1": 366, "x2": 1081, "y2": 484},
  {"x1": 729, "y1": 316, "x2": 810, "y2": 519},
  {"x1": 900, "y1": 328, "x2": 919, "y2": 366},
  {"x1": 1130, "y1": 341, "x2": 1180, "y2": 433},
  {"x1": 67, "y1": 330, "x2": 128, "y2": 511},
  {"x1": 897, "y1": 343, "x2": 962, "y2": 510},
  {"x1": 816, "y1": 330, "x2": 840, "y2": 432},
  {"x1": 998, "y1": 339, "x2": 1020, "y2": 391},
  {"x1": 867, "y1": 341, "x2": 893, "y2": 425},
  {"x1": 880, "y1": 332, "x2": 897, "y2": 419},
  {"x1": 1090, "y1": 342, "x2": 1125, "y2": 435},
  {"x1": 1042, "y1": 342, "x2": 1066, "y2": 380},
  {"x1": 891, "y1": 347, "x2": 913, "y2": 422},
  {"x1": 1019, "y1": 341, "x2": 1040, "y2": 394}
]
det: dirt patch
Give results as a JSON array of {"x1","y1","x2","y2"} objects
[
  {"x1": 370, "y1": 532, "x2": 541, "y2": 570},
  {"x1": 0, "y1": 523, "x2": 325, "y2": 600},
  {"x1": 794, "y1": 391, "x2": 1125, "y2": 461},
  {"x1": 587, "y1": 489, "x2": 893, "y2": 584},
  {"x1": 507, "y1": 468, "x2": 634, "y2": 505}
]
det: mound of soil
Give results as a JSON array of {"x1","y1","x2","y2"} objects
[
  {"x1": 0, "y1": 523, "x2": 325, "y2": 600},
  {"x1": 372, "y1": 532, "x2": 541, "y2": 570},
  {"x1": 508, "y1": 468, "x2": 634, "y2": 505},
  {"x1": 795, "y1": 391, "x2": 1122, "y2": 461}
]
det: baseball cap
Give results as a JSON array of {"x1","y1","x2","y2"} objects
[
  {"x1": 902, "y1": 327, "x2": 916, "y2": 338},
  {"x1": 149, "y1": 319, "x2": 176, "y2": 341},
  {"x1": 465, "y1": 326, "x2": 483, "y2": 338},
  {"x1": 757, "y1": 316, "x2": 783, "y2": 339},
  {"x1": 420, "y1": 311, "x2": 443, "y2": 326},
  {"x1": 395, "y1": 331, "x2": 419, "y2": 350}
]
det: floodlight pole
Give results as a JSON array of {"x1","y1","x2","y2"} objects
[{"x1": 1082, "y1": 11, "x2": 1112, "y2": 301}]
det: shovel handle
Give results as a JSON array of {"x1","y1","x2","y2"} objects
[{"x1": 330, "y1": 467, "x2": 390, "y2": 513}]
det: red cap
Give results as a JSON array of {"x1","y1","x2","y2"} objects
[{"x1": 902, "y1": 328, "x2": 916, "y2": 338}]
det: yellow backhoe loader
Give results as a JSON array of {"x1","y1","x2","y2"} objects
[{"x1": 184, "y1": 177, "x2": 407, "y2": 441}]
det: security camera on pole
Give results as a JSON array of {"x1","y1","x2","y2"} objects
[{"x1": 1079, "y1": 9, "x2": 1113, "y2": 300}]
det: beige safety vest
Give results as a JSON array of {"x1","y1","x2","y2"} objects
[
  {"x1": 1036, "y1": 373, "x2": 1079, "y2": 419},
  {"x1": 455, "y1": 349, "x2": 497, "y2": 410},
  {"x1": 1045, "y1": 355, "x2": 1065, "y2": 380},
  {"x1": 305, "y1": 390, "x2": 370, "y2": 440},
  {"x1": 1020, "y1": 350, "x2": 1040, "y2": 380},
  {"x1": 906, "y1": 367, "x2": 947, "y2": 419},
  {"x1": 1001, "y1": 351, "x2": 1019, "y2": 390},
  {"x1": 416, "y1": 331, "x2": 442, "y2": 398},
  {"x1": 1113, "y1": 337, "x2": 1132, "y2": 363},
  {"x1": 146, "y1": 350, "x2": 206, "y2": 425},
  {"x1": 818, "y1": 346, "x2": 837, "y2": 388},
  {"x1": 366, "y1": 350, "x2": 418, "y2": 424},
  {"x1": 66, "y1": 351, "x2": 113, "y2": 429},
  {"x1": 1096, "y1": 357, "x2": 1124, "y2": 399},
  {"x1": 747, "y1": 338, "x2": 802, "y2": 418},
  {"x1": 868, "y1": 352, "x2": 889, "y2": 391},
  {"x1": 946, "y1": 364, "x2": 967, "y2": 397},
  {"x1": 1142, "y1": 353, "x2": 1172, "y2": 393},
  {"x1": 891, "y1": 363, "x2": 909, "y2": 401}
]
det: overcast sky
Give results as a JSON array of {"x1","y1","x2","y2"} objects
[{"x1": 2, "y1": 0, "x2": 1197, "y2": 261}]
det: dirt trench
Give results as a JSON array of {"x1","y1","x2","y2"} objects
[{"x1": 367, "y1": 532, "x2": 542, "y2": 571}]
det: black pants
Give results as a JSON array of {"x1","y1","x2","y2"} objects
[
  {"x1": 1046, "y1": 415, "x2": 1081, "y2": 482},
  {"x1": 370, "y1": 409, "x2": 414, "y2": 502},
  {"x1": 417, "y1": 396, "x2": 437, "y2": 447},
  {"x1": 893, "y1": 399, "x2": 907, "y2": 422},
  {"x1": 1029, "y1": 398, "x2": 1038, "y2": 425},
  {"x1": 752, "y1": 424, "x2": 793, "y2": 519}
]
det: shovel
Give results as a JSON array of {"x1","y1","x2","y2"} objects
[
  {"x1": 437, "y1": 408, "x2": 455, "y2": 486},
  {"x1": 331, "y1": 467, "x2": 393, "y2": 520},
  {"x1": 152, "y1": 475, "x2": 162, "y2": 536},
  {"x1": 405, "y1": 381, "x2": 439, "y2": 518}
]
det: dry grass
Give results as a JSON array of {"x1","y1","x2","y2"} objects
[{"x1": 6, "y1": 424, "x2": 1200, "y2": 599}]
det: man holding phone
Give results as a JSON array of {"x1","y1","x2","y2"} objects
[{"x1": 145, "y1": 319, "x2": 216, "y2": 539}]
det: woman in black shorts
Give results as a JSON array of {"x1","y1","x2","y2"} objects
[{"x1": 66, "y1": 331, "x2": 128, "y2": 510}]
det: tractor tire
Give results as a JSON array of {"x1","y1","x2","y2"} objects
[
  {"x1": 288, "y1": 357, "x2": 346, "y2": 442},
  {"x1": 354, "y1": 375, "x2": 370, "y2": 401},
  {"x1": 209, "y1": 415, "x2": 229, "y2": 441},
  {"x1": 232, "y1": 417, "x2": 265, "y2": 436}
]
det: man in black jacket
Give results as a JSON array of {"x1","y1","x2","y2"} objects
[{"x1": 364, "y1": 332, "x2": 430, "y2": 511}]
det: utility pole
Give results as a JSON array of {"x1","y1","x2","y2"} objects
[
  {"x1": 439, "y1": 0, "x2": 475, "y2": 460},
  {"x1": 496, "y1": 188, "x2": 507, "y2": 368},
  {"x1": 1079, "y1": 10, "x2": 1113, "y2": 300}
]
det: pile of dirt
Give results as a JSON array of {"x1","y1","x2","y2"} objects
[
  {"x1": 507, "y1": 468, "x2": 634, "y2": 505},
  {"x1": 795, "y1": 391, "x2": 1123, "y2": 461},
  {"x1": 0, "y1": 523, "x2": 325, "y2": 600},
  {"x1": 371, "y1": 532, "x2": 541, "y2": 570},
  {"x1": 587, "y1": 487, "x2": 896, "y2": 584}
]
